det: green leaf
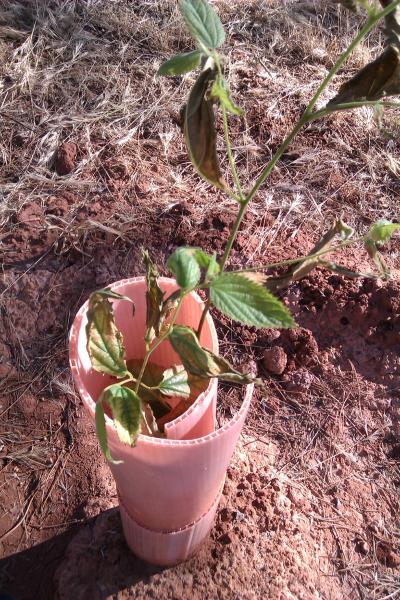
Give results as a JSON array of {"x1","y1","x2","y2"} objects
[
  {"x1": 367, "y1": 219, "x2": 400, "y2": 244},
  {"x1": 209, "y1": 273, "x2": 295, "y2": 329},
  {"x1": 95, "y1": 401, "x2": 122, "y2": 464},
  {"x1": 205, "y1": 252, "x2": 220, "y2": 280},
  {"x1": 210, "y1": 75, "x2": 242, "y2": 115},
  {"x1": 184, "y1": 67, "x2": 227, "y2": 189},
  {"x1": 329, "y1": 46, "x2": 400, "y2": 105},
  {"x1": 159, "y1": 365, "x2": 191, "y2": 398},
  {"x1": 101, "y1": 384, "x2": 142, "y2": 446},
  {"x1": 167, "y1": 247, "x2": 201, "y2": 290},
  {"x1": 170, "y1": 325, "x2": 257, "y2": 384},
  {"x1": 191, "y1": 247, "x2": 212, "y2": 268},
  {"x1": 142, "y1": 249, "x2": 165, "y2": 344},
  {"x1": 158, "y1": 50, "x2": 203, "y2": 76},
  {"x1": 180, "y1": 0, "x2": 225, "y2": 49},
  {"x1": 86, "y1": 293, "x2": 128, "y2": 377}
]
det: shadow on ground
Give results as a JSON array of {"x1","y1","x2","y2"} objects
[{"x1": 0, "y1": 509, "x2": 166, "y2": 600}]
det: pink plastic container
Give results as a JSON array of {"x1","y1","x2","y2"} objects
[{"x1": 69, "y1": 277, "x2": 253, "y2": 565}]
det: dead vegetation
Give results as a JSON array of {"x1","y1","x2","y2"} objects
[
  {"x1": 1, "y1": 0, "x2": 399, "y2": 251},
  {"x1": 1, "y1": 1, "x2": 400, "y2": 599}
]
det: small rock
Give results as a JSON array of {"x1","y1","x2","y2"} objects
[
  {"x1": 263, "y1": 346, "x2": 287, "y2": 375},
  {"x1": 232, "y1": 509, "x2": 246, "y2": 522},
  {"x1": 54, "y1": 142, "x2": 78, "y2": 175},
  {"x1": 219, "y1": 508, "x2": 230, "y2": 522},
  {"x1": 45, "y1": 195, "x2": 72, "y2": 217},
  {"x1": 245, "y1": 473, "x2": 258, "y2": 484},
  {"x1": 252, "y1": 498, "x2": 266, "y2": 510},
  {"x1": 287, "y1": 487, "x2": 303, "y2": 508},
  {"x1": 376, "y1": 542, "x2": 400, "y2": 568},
  {"x1": 0, "y1": 361, "x2": 19, "y2": 379},
  {"x1": 270, "y1": 478, "x2": 281, "y2": 491},
  {"x1": 237, "y1": 481, "x2": 249, "y2": 491},
  {"x1": 218, "y1": 532, "x2": 234, "y2": 545},
  {"x1": 354, "y1": 538, "x2": 369, "y2": 555},
  {"x1": 17, "y1": 202, "x2": 43, "y2": 226},
  {"x1": 16, "y1": 393, "x2": 38, "y2": 418},
  {"x1": 263, "y1": 329, "x2": 281, "y2": 343},
  {"x1": 285, "y1": 369, "x2": 314, "y2": 392}
]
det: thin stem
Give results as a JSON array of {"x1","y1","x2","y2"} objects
[
  {"x1": 309, "y1": 100, "x2": 400, "y2": 122},
  {"x1": 134, "y1": 296, "x2": 184, "y2": 394},
  {"x1": 221, "y1": 104, "x2": 244, "y2": 201},
  {"x1": 244, "y1": 118, "x2": 308, "y2": 208},
  {"x1": 304, "y1": 1, "x2": 400, "y2": 117},
  {"x1": 195, "y1": 4, "x2": 400, "y2": 336},
  {"x1": 230, "y1": 238, "x2": 361, "y2": 273},
  {"x1": 105, "y1": 375, "x2": 165, "y2": 403},
  {"x1": 197, "y1": 297, "x2": 211, "y2": 337},
  {"x1": 246, "y1": 1, "x2": 400, "y2": 207}
]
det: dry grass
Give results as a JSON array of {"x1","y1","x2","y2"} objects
[
  {"x1": 1, "y1": 0, "x2": 399, "y2": 257},
  {"x1": 1, "y1": 1, "x2": 400, "y2": 597}
]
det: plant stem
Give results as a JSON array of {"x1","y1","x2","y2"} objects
[
  {"x1": 304, "y1": 0, "x2": 400, "y2": 117},
  {"x1": 196, "y1": 2, "x2": 400, "y2": 335},
  {"x1": 104, "y1": 376, "x2": 162, "y2": 399},
  {"x1": 232, "y1": 238, "x2": 362, "y2": 272},
  {"x1": 221, "y1": 104, "x2": 244, "y2": 202},
  {"x1": 196, "y1": 296, "x2": 211, "y2": 337},
  {"x1": 309, "y1": 100, "x2": 400, "y2": 122},
  {"x1": 134, "y1": 296, "x2": 184, "y2": 394}
]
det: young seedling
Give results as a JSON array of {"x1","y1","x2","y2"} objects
[{"x1": 86, "y1": 0, "x2": 400, "y2": 462}]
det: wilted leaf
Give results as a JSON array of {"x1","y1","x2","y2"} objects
[
  {"x1": 95, "y1": 288, "x2": 134, "y2": 303},
  {"x1": 158, "y1": 50, "x2": 203, "y2": 76},
  {"x1": 95, "y1": 401, "x2": 121, "y2": 464},
  {"x1": 180, "y1": 0, "x2": 225, "y2": 49},
  {"x1": 167, "y1": 247, "x2": 201, "y2": 290},
  {"x1": 210, "y1": 75, "x2": 242, "y2": 115},
  {"x1": 142, "y1": 402, "x2": 160, "y2": 436},
  {"x1": 159, "y1": 365, "x2": 191, "y2": 398},
  {"x1": 320, "y1": 260, "x2": 376, "y2": 279},
  {"x1": 365, "y1": 238, "x2": 391, "y2": 278},
  {"x1": 142, "y1": 249, "x2": 165, "y2": 344},
  {"x1": 86, "y1": 293, "x2": 128, "y2": 377},
  {"x1": 367, "y1": 219, "x2": 400, "y2": 243},
  {"x1": 159, "y1": 293, "x2": 180, "y2": 337},
  {"x1": 209, "y1": 273, "x2": 295, "y2": 328},
  {"x1": 100, "y1": 384, "x2": 142, "y2": 446},
  {"x1": 267, "y1": 219, "x2": 353, "y2": 291},
  {"x1": 170, "y1": 325, "x2": 258, "y2": 383},
  {"x1": 329, "y1": 46, "x2": 400, "y2": 105},
  {"x1": 291, "y1": 219, "x2": 352, "y2": 278},
  {"x1": 380, "y1": 0, "x2": 400, "y2": 49},
  {"x1": 185, "y1": 68, "x2": 227, "y2": 189}
]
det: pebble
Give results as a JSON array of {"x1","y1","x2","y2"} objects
[{"x1": 263, "y1": 346, "x2": 287, "y2": 375}]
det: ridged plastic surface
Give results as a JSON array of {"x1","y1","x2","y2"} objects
[
  {"x1": 118, "y1": 480, "x2": 225, "y2": 566},
  {"x1": 69, "y1": 277, "x2": 253, "y2": 564}
]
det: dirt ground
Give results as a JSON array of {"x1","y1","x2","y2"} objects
[{"x1": 1, "y1": 1, "x2": 400, "y2": 599}]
